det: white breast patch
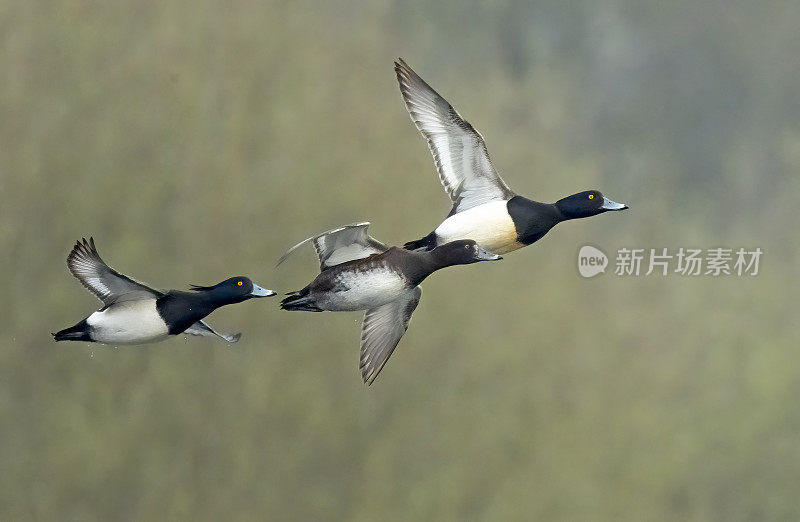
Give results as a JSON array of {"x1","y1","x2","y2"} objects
[
  {"x1": 434, "y1": 200, "x2": 522, "y2": 254},
  {"x1": 326, "y1": 269, "x2": 408, "y2": 311},
  {"x1": 86, "y1": 299, "x2": 170, "y2": 345}
]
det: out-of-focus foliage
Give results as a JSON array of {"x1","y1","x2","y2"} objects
[{"x1": 1, "y1": 1, "x2": 798, "y2": 520}]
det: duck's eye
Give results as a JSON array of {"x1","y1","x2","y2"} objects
[
  {"x1": 588, "y1": 194, "x2": 594, "y2": 200},
  {"x1": 465, "y1": 244, "x2": 470, "y2": 250},
  {"x1": 237, "y1": 281, "x2": 243, "y2": 286}
]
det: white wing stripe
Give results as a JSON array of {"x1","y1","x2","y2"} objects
[
  {"x1": 66, "y1": 237, "x2": 159, "y2": 305},
  {"x1": 395, "y1": 59, "x2": 515, "y2": 214},
  {"x1": 277, "y1": 222, "x2": 389, "y2": 271},
  {"x1": 359, "y1": 287, "x2": 422, "y2": 385}
]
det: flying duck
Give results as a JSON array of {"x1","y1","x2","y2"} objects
[
  {"x1": 278, "y1": 223, "x2": 501, "y2": 384},
  {"x1": 53, "y1": 238, "x2": 275, "y2": 345},
  {"x1": 395, "y1": 58, "x2": 628, "y2": 254}
]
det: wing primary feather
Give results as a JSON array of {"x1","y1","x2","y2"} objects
[
  {"x1": 277, "y1": 222, "x2": 388, "y2": 271},
  {"x1": 65, "y1": 237, "x2": 161, "y2": 305},
  {"x1": 394, "y1": 58, "x2": 515, "y2": 214},
  {"x1": 359, "y1": 287, "x2": 422, "y2": 385},
  {"x1": 184, "y1": 320, "x2": 241, "y2": 343}
]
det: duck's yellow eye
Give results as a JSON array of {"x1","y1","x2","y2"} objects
[
  {"x1": 588, "y1": 194, "x2": 594, "y2": 200},
  {"x1": 237, "y1": 281, "x2": 243, "y2": 286},
  {"x1": 465, "y1": 244, "x2": 470, "y2": 249}
]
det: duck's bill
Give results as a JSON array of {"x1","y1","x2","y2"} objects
[
  {"x1": 475, "y1": 246, "x2": 503, "y2": 261},
  {"x1": 250, "y1": 283, "x2": 277, "y2": 297},
  {"x1": 601, "y1": 197, "x2": 629, "y2": 211}
]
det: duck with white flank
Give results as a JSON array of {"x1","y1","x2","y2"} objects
[
  {"x1": 53, "y1": 238, "x2": 276, "y2": 345},
  {"x1": 395, "y1": 59, "x2": 628, "y2": 255},
  {"x1": 278, "y1": 223, "x2": 501, "y2": 384}
]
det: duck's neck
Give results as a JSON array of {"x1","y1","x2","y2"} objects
[
  {"x1": 507, "y1": 196, "x2": 565, "y2": 244},
  {"x1": 420, "y1": 247, "x2": 464, "y2": 273},
  {"x1": 510, "y1": 195, "x2": 563, "y2": 220},
  {"x1": 399, "y1": 249, "x2": 450, "y2": 286},
  {"x1": 187, "y1": 289, "x2": 227, "y2": 310},
  {"x1": 157, "y1": 290, "x2": 226, "y2": 334}
]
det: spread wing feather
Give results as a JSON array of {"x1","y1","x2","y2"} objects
[
  {"x1": 395, "y1": 58, "x2": 515, "y2": 215},
  {"x1": 359, "y1": 287, "x2": 422, "y2": 385},
  {"x1": 183, "y1": 320, "x2": 242, "y2": 343},
  {"x1": 67, "y1": 237, "x2": 161, "y2": 306},
  {"x1": 277, "y1": 222, "x2": 389, "y2": 271}
]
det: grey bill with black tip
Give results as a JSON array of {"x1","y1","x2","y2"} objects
[
  {"x1": 601, "y1": 197, "x2": 628, "y2": 210},
  {"x1": 250, "y1": 283, "x2": 277, "y2": 297},
  {"x1": 474, "y1": 245, "x2": 502, "y2": 261}
]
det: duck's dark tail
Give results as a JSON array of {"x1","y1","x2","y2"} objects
[
  {"x1": 280, "y1": 287, "x2": 323, "y2": 312},
  {"x1": 53, "y1": 319, "x2": 93, "y2": 342},
  {"x1": 403, "y1": 231, "x2": 437, "y2": 251}
]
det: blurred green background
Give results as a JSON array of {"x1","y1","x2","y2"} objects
[{"x1": 2, "y1": 0, "x2": 799, "y2": 520}]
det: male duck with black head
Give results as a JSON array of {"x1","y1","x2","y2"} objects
[
  {"x1": 53, "y1": 238, "x2": 276, "y2": 345},
  {"x1": 395, "y1": 59, "x2": 628, "y2": 255},
  {"x1": 277, "y1": 223, "x2": 501, "y2": 384}
]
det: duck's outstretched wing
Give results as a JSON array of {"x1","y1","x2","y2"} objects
[
  {"x1": 359, "y1": 286, "x2": 422, "y2": 385},
  {"x1": 184, "y1": 320, "x2": 242, "y2": 344},
  {"x1": 277, "y1": 222, "x2": 389, "y2": 271},
  {"x1": 395, "y1": 58, "x2": 515, "y2": 216},
  {"x1": 67, "y1": 237, "x2": 162, "y2": 306}
]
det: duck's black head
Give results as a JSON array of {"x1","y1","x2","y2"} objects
[
  {"x1": 555, "y1": 190, "x2": 628, "y2": 220},
  {"x1": 431, "y1": 240, "x2": 503, "y2": 267},
  {"x1": 190, "y1": 276, "x2": 276, "y2": 304}
]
